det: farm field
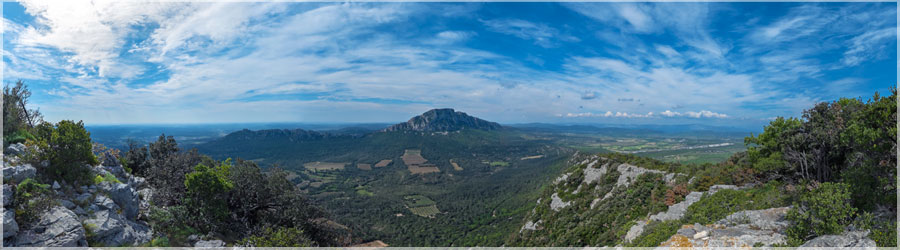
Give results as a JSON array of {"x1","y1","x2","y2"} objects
[
  {"x1": 304, "y1": 161, "x2": 348, "y2": 170},
  {"x1": 408, "y1": 164, "x2": 440, "y2": 174},
  {"x1": 374, "y1": 159, "x2": 393, "y2": 167},
  {"x1": 450, "y1": 160, "x2": 463, "y2": 171},
  {"x1": 401, "y1": 149, "x2": 428, "y2": 165},
  {"x1": 520, "y1": 155, "x2": 544, "y2": 160},
  {"x1": 404, "y1": 195, "x2": 441, "y2": 217},
  {"x1": 408, "y1": 205, "x2": 440, "y2": 218}
]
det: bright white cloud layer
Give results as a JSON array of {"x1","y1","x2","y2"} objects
[{"x1": 2, "y1": 2, "x2": 895, "y2": 125}]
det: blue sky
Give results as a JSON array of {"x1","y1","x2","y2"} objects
[{"x1": 2, "y1": 1, "x2": 896, "y2": 126}]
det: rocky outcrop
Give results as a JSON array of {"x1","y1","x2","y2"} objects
[
  {"x1": 83, "y1": 210, "x2": 152, "y2": 247},
  {"x1": 660, "y1": 207, "x2": 793, "y2": 247},
  {"x1": 382, "y1": 108, "x2": 502, "y2": 132},
  {"x1": 195, "y1": 239, "x2": 226, "y2": 247},
  {"x1": 800, "y1": 231, "x2": 876, "y2": 247},
  {"x1": 3, "y1": 185, "x2": 12, "y2": 207},
  {"x1": 4, "y1": 152, "x2": 154, "y2": 247},
  {"x1": 14, "y1": 206, "x2": 87, "y2": 247},
  {"x1": 549, "y1": 193, "x2": 571, "y2": 211},
  {"x1": 97, "y1": 182, "x2": 140, "y2": 220},
  {"x1": 4, "y1": 143, "x2": 27, "y2": 156},
  {"x1": 2, "y1": 164, "x2": 36, "y2": 183},
  {"x1": 3, "y1": 208, "x2": 18, "y2": 239}
]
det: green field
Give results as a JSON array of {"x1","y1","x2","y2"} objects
[
  {"x1": 408, "y1": 205, "x2": 441, "y2": 217},
  {"x1": 404, "y1": 195, "x2": 437, "y2": 207},
  {"x1": 489, "y1": 161, "x2": 509, "y2": 167}
]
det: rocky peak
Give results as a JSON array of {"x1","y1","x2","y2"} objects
[{"x1": 382, "y1": 108, "x2": 502, "y2": 132}]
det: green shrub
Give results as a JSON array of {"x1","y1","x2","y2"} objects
[
  {"x1": 626, "y1": 220, "x2": 682, "y2": 247},
  {"x1": 239, "y1": 227, "x2": 313, "y2": 247},
  {"x1": 853, "y1": 212, "x2": 897, "y2": 247},
  {"x1": 684, "y1": 181, "x2": 789, "y2": 225},
  {"x1": 183, "y1": 161, "x2": 233, "y2": 232},
  {"x1": 44, "y1": 120, "x2": 98, "y2": 185},
  {"x1": 683, "y1": 189, "x2": 747, "y2": 224},
  {"x1": 786, "y1": 182, "x2": 856, "y2": 244},
  {"x1": 5, "y1": 129, "x2": 36, "y2": 144},
  {"x1": 149, "y1": 236, "x2": 170, "y2": 247},
  {"x1": 93, "y1": 173, "x2": 121, "y2": 185},
  {"x1": 14, "y1": 178, "x2": 54, "y2": 225}
]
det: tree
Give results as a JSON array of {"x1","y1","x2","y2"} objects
[
  {"x1": 744, "y1": 117, "x2": 801, "y2": 179},
  {"x1": 3, "y1": 80, "x2": 43, "y2": 142},
  {"x1": 123, "y1": 139, "x2": 151, "y2": 177}
]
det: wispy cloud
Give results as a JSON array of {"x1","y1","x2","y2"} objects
[
  {"x1": 481, "y1": 18, "x2": 579, "y2": 48},
  {"x1": 3, "y1": 2, "x2": 894, "y2": 125}
]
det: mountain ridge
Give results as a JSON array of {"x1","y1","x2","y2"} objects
[{"x1": 381, "y1": 108, "x2": 502, "y2": 132}]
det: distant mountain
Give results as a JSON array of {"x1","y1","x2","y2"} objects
[
  {"x1": 382, "y1": 108, "x2": 502, "y2": 132},
  {"x1": 222, "y1": 128, "x2": 334, "y2": 142}
]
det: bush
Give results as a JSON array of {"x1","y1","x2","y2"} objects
[
  {"x1": 239, "y1": 227, "x2": 313, "y2": 247},
  {"x1": 184, "y1": 161, "x2": 233, "y2": 232},
  {"x1": 5, "y1": 129, "x2": 36, "y2": 144},
  {"x1": 44, "y1": 120, "x2": 98, "y2": 185},
  {"x1": 786, "y1": 182, "x2": 856, "y2": 244},
  {"x1": 684, "y1": 181, "x2": 789, "y2": 225},
  {"x1": 853, "y1": 211, "x2": 897, "y2": 247},
  {"x1": 626, "y1": 220, "x2": 682, "y2": 247},
  {"x1": 94, "y1": 173, "x2": 121, "y2": 185},
  {"x1": 14, "y1": 178, "x2": 55, "y2": 225},
  {"x1": 683, "y1": 189, "x2": 747, "y2": 224}
]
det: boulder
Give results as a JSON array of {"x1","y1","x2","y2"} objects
[
  {"x1": 98, "y1": 182, "x2": 139, "y2": 220},
  {"x1": 74, "y1": 193, "x2": 93, "y2": 205},
  {"x1": 82, "y1": 209, "x2": 152, "y2": 247},
  {"x1": 195, "y1": 239, "x2": 225, "y2": 247},
  {"x1": 129, "y1": 176, "x2": 147, "y2": 190},
  {"x1": 800, "y1": 231, "x2": 876, "y2": 247},
  {"x1": 3, "y1": 184, "x2": 13, "y2": 207},
  {"x1": 2, "y1": 164, "x2": 36, "y2": 183},
  {"x1": 4, "y1": 143, "x2": 27, "y2": 156},
  {"x1": 3, "y1": 208, "x2": 18, "y2": 239},
  {"x1": 101, "y1": 152, "x2": 128, "y2": 180},
  {"x1": 59, "y1": 200, "x2": 76, "y2": 210},
  {"x1": 93, "y1": 195, "x2": 119, "y2": 211},
  {"x1": 52, "y1": 181, "x2": 61, "y2": 190},
  {"x1": 15, "y1": 206, "x2": 87, "y2": 247}
]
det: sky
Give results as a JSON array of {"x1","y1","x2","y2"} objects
[{"x1": 2, "y1": 1, "x2": 897, "y2": 126}]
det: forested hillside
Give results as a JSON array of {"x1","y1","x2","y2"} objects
[{"x1": 511, "y1": 89, "x2": 897, "y2": 247}]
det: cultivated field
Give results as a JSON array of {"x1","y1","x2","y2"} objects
[
  {"x1": 408, "y1": 205, "x2": 440, "y2": 218},
  {"x1": 520, "y1": 155, "x2": 544, "y2": 160},
  {"x1": 357, "y1": 163, "x2": 372, "y2": 170},
  {"x1": 404, "y1": 195, "x2": 440, "y2": 217},
  {"x1": 450, "y1": 159, "x2": 463, "y2": 171},
  {"x1": 303, "y1": 161, "x2": 348, "y2": 170},
  {"x1": 409, "y1": 164, "x2": 440, "y2": 174},
  {"x1": 402, "y1": 149, "x2": 439, "y2": 174},
  {"x1": 374, "y1": 159, "x2": 393, "y2": 168},
  {"x1": 401, "y1": 149, "x2": 428, "y2": 165}
]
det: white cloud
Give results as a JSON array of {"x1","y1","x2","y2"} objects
[
  {"x1": 435, "y1": 31, "x2": 475, "y2": 43},
  {"x1": 684, "y1": 110, "x2": 728, "y2": 118},
  {"x1": 842, "y1": 27, "x2": 895, "y2": 67},
  {"x1": 481, "y1": 18, "x2": 579, "y2": 48}
]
